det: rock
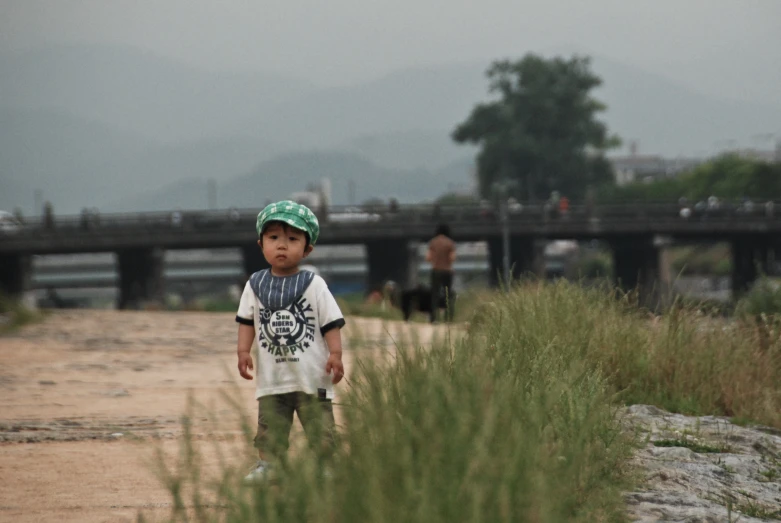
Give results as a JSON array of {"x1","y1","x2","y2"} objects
[
  {"x1": 623, "y1": 405, "x2": 781, "y2": 522},
  {"x1": 648, "y1": 446, "x2": 698, "y2": 461},
  {"x1": 625, "y1": 404, "x2": 669, "y2": 417}
]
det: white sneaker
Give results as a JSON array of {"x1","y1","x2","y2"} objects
[{"x1": 243, "y1": 460, "x2": 272, "y2": 484}]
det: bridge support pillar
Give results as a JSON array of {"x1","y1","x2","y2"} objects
[
  {"x1": 0, "y1": 254, "x2": 32, "y2": 298},
  {"x1": 365, "y1": 239, "x2": 416, "y2": 292},
  {"x1": 611, "y1": 236, "x2": 670, "y2": 311},
  {"x1": 116, "y1": 248, "x2": 165, "y2": 310},
  {"x1": 731, "y1": 238, "x2": 771, "y2": 299},
  {"x1": 241, "y1": 244, "x2": 270, "y2": 279},
  {"x1": 487, "y1": 236, "x2": 542, "y2": 287}
]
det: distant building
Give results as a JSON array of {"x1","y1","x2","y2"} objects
[
  {"x1": 609, "y1": 141, "x2": 705, "y2": 186},
  {"x1": 610, "y1": 155, "x2": 704, "y2": 186},
  {"x1": 289, "y1": 191, "x2": 322, "y2": 209},
  {"x1": 289, "y1": 178, "x2": 332, "y2": 209}
]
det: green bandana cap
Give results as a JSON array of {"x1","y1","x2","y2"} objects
[{"x1": 256, "y1": 200, "x2": 320, "y2": 245}]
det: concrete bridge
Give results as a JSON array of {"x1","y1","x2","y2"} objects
[{"x1": 2, "y1": 203, "x2": 779, "y2": 309}]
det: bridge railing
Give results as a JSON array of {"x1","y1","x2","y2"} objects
[{"x1": 7, "y1": 202, "x2": 781, "y2": 239}]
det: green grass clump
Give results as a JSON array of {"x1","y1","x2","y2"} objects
[
  {"x1": 155, "y1": 283, "x2": 635, "y2": 522},
  {"x1": 330, "y1": 342, "x2": 631, "y2": 522},
  {"x1": 154, "y1": 280, "x2": 781, "y2": 521},
  {"x1": 0, "y1": 292, "x2": 40, "y2": 333},
  {"x1": 669, "y1": 244, "x2": 732, "y2": 277},
  {"x1": 473, "y1": 281, "x2": 781, "y2": 428},
  {"x1": 576, "y1": 253, "x2": 613, "y2": 279},
  {"x1": 735, "y1": 277, "x2": 781, "y2": 318}
]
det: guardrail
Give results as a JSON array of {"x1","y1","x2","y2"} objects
[
  {"x1": 9, "y1": 202, "x2": 781, "y2": 230},
  {"x1": 3, "y1": 202, "x2": 781, "y2": 254}
]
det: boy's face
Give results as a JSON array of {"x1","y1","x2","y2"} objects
[{"x1": 259, "y1": 222, "x2": 312, "y2": 276}]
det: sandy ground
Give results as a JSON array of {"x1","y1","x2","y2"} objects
[{"x1": 0, "y1": 310, "x2": 452, "y2": 523}]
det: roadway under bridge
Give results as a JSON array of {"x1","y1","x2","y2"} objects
[{"x1": 2, "y1": 203, "x2": 780, "y2": 310}]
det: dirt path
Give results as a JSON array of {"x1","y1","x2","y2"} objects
[{"x1": 0, "y1": 310, "x2": 452, "y2": 522}]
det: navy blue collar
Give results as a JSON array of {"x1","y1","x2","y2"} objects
[{"x1": 250, "y1": 269, "x2": 315, "y2": 311}]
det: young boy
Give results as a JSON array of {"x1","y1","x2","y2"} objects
[{"x1": 235, "y1": 200, "x2": 345, "y2": 482}]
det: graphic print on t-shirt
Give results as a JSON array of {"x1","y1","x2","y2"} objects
[{"x1": 258, "y1": 295, "x2": 316, "y2": 363}]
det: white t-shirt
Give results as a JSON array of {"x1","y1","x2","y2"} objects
[{"x1": 236, "y1": 270, "x2": 345, "y2": 400}]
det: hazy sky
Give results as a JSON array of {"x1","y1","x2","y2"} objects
[{"x1": 2, "y1": 0, "x2": 780, "y2": 100}]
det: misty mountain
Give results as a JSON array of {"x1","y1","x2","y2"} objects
[
  {"x1": 3, "y1": 43, "x2": 781, "y2": 215},
  {"x1": 0, "y1": 44, "x2": 477, "y2": 176},
  {"x1": 0, "y1": 44, "x2": 317, "y2": 143},
  {"x1": 236, "y1": 63, "x2": 491, "y2": 150},
  {"x1": 4, "y1": 44, "x2": 780, "y2": 161},
  {"x1": 0, "y1": 107, "x2": 154, "y2": 212},
  {"x1": 243, "y1": 56, "x2": 781, "y2": 159},
  {"x1": 0, "y1": 107, "x2": 153, "y2": 185},
  {"x1": 107, "y1": 178, "x2": 216, "y2": 213},
  {"x1": 5, "y1": 42, "x2": 780, "y2": 161},
  {"x1": 0, "y1": 107, "x2": 285, "y2": 214},
  {"x1": 121, "y1": 136, "x2": 283, "y2": 185},
  {"x1": 110, "y1": 151, "x2": 475, "y2": 212},
  {"x1": 341, "y1": 129, "x2": 477, "y2": 171},
  {"x1": 590, "y1": 56, "x2": 781, "y2": 155}
]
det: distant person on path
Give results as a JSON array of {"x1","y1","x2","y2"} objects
[
  {"x1": 426, "y1": 223, "x2": 456, "y2": 323},
  {"x1": 558, "y1": 195, "x2": 570, "y2": 217},
  {"x1": 235, "y1": 200, "x2": 345, "y2": 483}
]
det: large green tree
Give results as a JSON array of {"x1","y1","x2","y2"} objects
[{"x1": 452, "y1": 54, "x2": 618, "y2": 201}]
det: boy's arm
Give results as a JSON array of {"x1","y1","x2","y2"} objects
[
  {"x1": 235, "y1": 280, "x2": 256, "y2": 380},
  {"x1": 324, "y1": 328, "x2": 344, "y2": 384},
  {"x1": 237, "y1": 324, "x2": 255, "y2": 380},
  {"x1": 316, "y1": 277, "x2": 346, "y2": 384}
]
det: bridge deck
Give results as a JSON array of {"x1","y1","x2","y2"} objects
[{"x1": 2, "y1": 204, "x2": 781, "y2": 255}]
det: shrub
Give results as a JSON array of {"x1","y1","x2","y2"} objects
[
  {"x1": 735, "y1": 278, "x2": 781, "y2": 318},
  {"x1": 576, "y1": 254, "x2": 613, "y2": 279},
  {"x1": 0, "y1": 292, "x2": 39, "y2": 333}
]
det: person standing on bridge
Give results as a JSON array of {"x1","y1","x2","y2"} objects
[
  {"x1": 426, "y1": 223, "x2": 457, "y2": 323},
  {"x1": 235, "y1": 200, "x2": 345, "y2": 483}
]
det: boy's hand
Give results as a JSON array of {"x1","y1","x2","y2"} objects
[
  {"x1": 325, "y1": 353, "x2": 344, "y2": 384},
  {"x1": 238, "y1": 352, "x2": 254, "y2": 380}
]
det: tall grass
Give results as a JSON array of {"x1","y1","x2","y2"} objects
[
  {"x1": 153, "y1": 280, "x2": 781, "y2": 521},
  {"x1": 0, "y1": 292, "x2": 39, "y2": 333},
  {"x1": 472, "y1": 281, "x2": 781, "y2": 427},
  {"x1": 153, "y1": 282, "x2": 637, "y2": 522},
  {"x1": 332, "y1": 351, "x2": 630, "y2": 522}
]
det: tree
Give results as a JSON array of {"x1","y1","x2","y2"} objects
[
  {"x1": 452, "y1": 54, "x2": 619, "y2": 201},
  {"x1": 599, "y1": 154, "x2": 781, "y2": 203}
]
